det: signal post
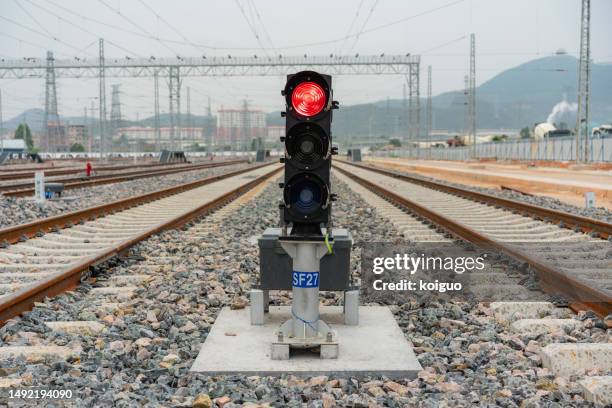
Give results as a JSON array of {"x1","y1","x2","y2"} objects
[{"x1": 191, "y1": 70, "x2": 420, "y2": 377}]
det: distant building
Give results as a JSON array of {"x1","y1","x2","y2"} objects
[
  {"x1": 46, "y1": 121, "x2": 68, "y2": 152},
  {"x1": 266, "y1": 126, "x2": 284, "y2": 143},
  {"x1": 113, "y1": 126, "x2": 204, "y2": 150},
  {"x1": 217, "y1": 109, "x2": 266, "y2": 150},
  {"x1": 67, "y1": 125, "x2": 87, "y2": 147}
]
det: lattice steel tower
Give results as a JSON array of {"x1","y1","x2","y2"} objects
[
  {"x1": 407, "y1": 62, "x2": 420, "y2": 157},
  {"x1": 44, "y1": 51, "x2": 62, "y2": 152},
  {"x1": 110, "y1": 84, "x2": 122, "y2": 135},
  {"x1": 426, "y1": 65, "x2": 432, "y2": 158},
  {"x1": 186, "y1": 86, "x2": 192, "y2": 142},
  {"x1": 0, "y1": 89, "x2": 3, "y2": 139},
  {"x1": 168, "y1": 66, "x2": 181, "y2": 150},
  {"x1": 576, "y1": 0, "x2": 591, "y2": 162},
  {"x1": 463, "y1": 75, "x2": 469, "y2": 135},
  {"x1": 469, "y1": 33, "x2": 476, "y2": 158},
  {"x1": 98, "y1": 39, "x2": 107, "y2": 158},
  {"x1": 154, "y1": 71, "x2": 161, "y2": 151}
]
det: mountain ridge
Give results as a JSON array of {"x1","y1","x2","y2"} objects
[{"x1": 3, "y1": 55, "x2": 611, "y2": 141}]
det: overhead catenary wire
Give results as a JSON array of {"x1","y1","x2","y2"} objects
[
  {"x1": 0, "y1": 15, "x2": 96, "y2": 57},
  {"x1": 31, "y1": 0, "x2": 465, "y2": 52},
  {"x1": 0, "y1": 30, "x2": 72, "y2": 58},
  {"x1": 233, "y1": 0, "x2": 271, "y2": 58},
  {"x1": 97, "y1": 0, "x2": 180, "y2": 56},
  {"x1": 346, "y1": 0, "x2": 380, "y2": 55},
  {"x1": 246, "y1": 0, "x2": 276, "y2": 51},
  {"x1": 335, "y1": 0, "x2": 366, "y2": 56},
  {"x1": 14, "y1": 0, "x2": 55, "y2": 38},
  {"x1": 24, "y1": 0, "x2": 144, "y2": 59}
]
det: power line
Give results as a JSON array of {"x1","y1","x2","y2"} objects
[
  {"x1": 347, "y1": 0, "x2": 380, "y2": 54},
  {"x1": 233, "y1": 0, "x2": 271, "y2": 57},
  {"x1": 46, "y1": 0, "x2": 464, "y2": 52},
  {"x1": 278, "y1": 0, "x2": 467, "y2": 50},
  {"x1": 0, "y1": 15, "x2": 96, "y2": 56},
  {"x1": 136, "y1": 0, "x2": 204, "y2": 54},
  {"x1": 42, "y1": 0, "x2": 260, "y2": 51},
  {"x1": 336, "y1": 0, "x2": 365, "y2": 55},
  {"x1": 97, "y1": 0, "x2": 179, "y2": 56},
  {"x1": 25, "y1": 0, "x2": 143, "y2": 58},
  {"x1": 0, "y1": 30, "x2": 68, "y2": 56},
  {"x1": 14, "y1": 0, "x2": 54, "y2": 38},
  {"x1": 246, "y1": 0, "x2": 276, "y2": 50},
  {"x1": 419, "y1": 35, "x2": 468, "y2": 55}
]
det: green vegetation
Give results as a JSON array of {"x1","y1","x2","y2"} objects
[
  {"x1": 250, "y1": 137, "x2": 263, "y2": 151},
  {"x1": 491, "y1": 135, "x2": 508, "y2": 142},
  {"x1": 389, "y1": 138, "x2": 402, "y2": 147},
  {"x1": 14, "y1": 123, "x2": 34, "y2": 151},
  {"x1": 520, "y1": 127, "x2": 531, "y2": 139},
  {"x1": 70, "y1": 143, "x2": 85, "y2": 152}
]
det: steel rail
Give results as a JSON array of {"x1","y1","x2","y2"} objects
[
  {"x1": 0, "y1": 160, "x2": 226, "y2": 181},
  {"x1": 0, "y1": 163, "x2": 272, "y2": 246},
  {"x1": 339, "y1": 160, "x2": 612, "y2": 240},
  {"x1": 0, "y1": 159, "x2": 248, "y2": 196},
  {"x1": 334, "y1": 163, "x2": 612, "y2": 317},
  {"x1": 0, "y1": 164, "x2": 281, "y2": 325}
]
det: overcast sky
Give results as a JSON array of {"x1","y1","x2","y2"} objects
[{"x1": 1, "y1": 0, "x2": 611, "y2": 120}]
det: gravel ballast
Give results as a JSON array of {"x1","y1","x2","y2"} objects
[
  {"x1": 368, "y1": 161, "x2": 612, "y2": 223},
  {"x1": 0, "y1": 176, "x2": 608, "y2": 407},
  {"x1": 0, "y1": 163, "x2": 254, "y2": 229}
]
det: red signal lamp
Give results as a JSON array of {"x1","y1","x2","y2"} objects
[{"x1": 291, "y1": 81, "x2": 326, "y2": 117}]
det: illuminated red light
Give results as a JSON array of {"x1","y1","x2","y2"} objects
[{"x1": 291, "y1": 82, "x2": 326, "y2": 117}]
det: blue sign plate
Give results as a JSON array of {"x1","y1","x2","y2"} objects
[{"x1": 292, "y1": 271, "x2": 319, "y2": 288}]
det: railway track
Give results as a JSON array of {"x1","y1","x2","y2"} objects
[
  {"x1": 333, "y1": 160, "x2": 612, "y2": 318},
  {"x1": 0, "y1": 160, "x2": 185, "y2": 181},
  {"x1": 0, "y1": 159, "x2": 248, "y2": 197},
  {"x1": 0, "y1": 163, "x2": 281, "y2": 324}
]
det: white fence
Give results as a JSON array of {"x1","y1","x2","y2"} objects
[{"x1": 373, "y1": 137, "x2": 612, "y2": 162}]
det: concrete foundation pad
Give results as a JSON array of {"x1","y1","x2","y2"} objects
[
  {"x1": 191, "y1": 306, "x2": 422, "y2": 378},
  {"x1": 540, "y1": 343, "x2": 612, "y2": 377},
  {"x1": 0, "y1": 378, "x2": 22, "y2": 388},
  {"x1": 489, "y1": 301, "x2": 555, "y2": 322},
  {"x1": 45, "y1": 321, "x2": 106, "y2": 335},
  {"x1": 0, "y1": 346, "x2": 76, "y2": 363},
  {"x1": 511, "y1": 318, "x2": 582, "y2": 335},
  {"x1": 579, "y1": 376, "x2": 612, "y2": 407}
]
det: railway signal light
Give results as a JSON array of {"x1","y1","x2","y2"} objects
[{"x1": 280, "y1": 71, "x2": 338, "y2": 236}]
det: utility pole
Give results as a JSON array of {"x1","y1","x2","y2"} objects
[
  {"x1": 469, "y1": 33, "x2": 476, "y2": 159},
  {"x1": 186, "y1": 86, "x2": 191, "y2": 144},
  {"x1": 0, "y1": 89, "x2": 3, "y2": 140},
  {"x1": 242, "y1": 99, "x2": 250, "y2": 152},
  {"x1": 168, "y1": 70, "x2": 175, "y2": 151},
  {"x1": 426, "y1": 65, "x2": 432, "y2": 159},
  {"x1": 89, "y1": 100, "x2": 96, "y2": 154},
  {"x1": 154, "y1": 71, "x2": 160, "y2": 151},
  {"x1": 84, "y1": 107, "x2": 90, "y2": 154},
  {"x1": 576, "y1": 0, "x2": 591, "y2": 162},
  {"x1": 168, "y1": 67, "x2": 182, "y2": 151},
  {"x1": 44, "y1": 51, "x2": 60, "y2": 153},
  {"x1": 176, "y1": 70, "x2": 182, "y2": 151},
  {"x1": 402, "y1": 83, "x2": 407, "y2": 149},
  {"x1": 110, "y1": 84, "x2": 122, "y2": 138},
  {"x1": 385, "y1": 96, "x2": 390, "y2": 139},
  {"x1": 98, "y1": 39, "x2": 107, "y2": 159},
  {"x1": 207, "y1": 96, "x2": 212, "y2": 154},
  {"x1": 407, "y1": 62, "x2": 420, "y2": 159},
  {"x1": 463, "y1": 75, "x2": 469, "y2": 136}
]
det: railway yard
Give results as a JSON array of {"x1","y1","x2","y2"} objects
[
  {"x1": 0, "y1": 156, "x2": 609, "y2": 407},
  {"x1": 0, "y1": 0, "x2": 610, "y2": 405}
]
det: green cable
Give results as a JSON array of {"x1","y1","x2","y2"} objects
[{"x1": 324, "y1": 233, "x2": 333, "y2": 254}]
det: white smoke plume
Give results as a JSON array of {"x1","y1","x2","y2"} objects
[{"x1": 546, "y1": 97, "x2": 577, "y2": 125}]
